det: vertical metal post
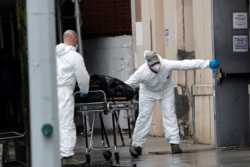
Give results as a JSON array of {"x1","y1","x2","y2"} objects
[
  {"x1": 0, "y1": 15, "x2": 3, "y2": 49},
  {"x1": 26, "y1": 0, "x2": 61, "y2": 167},
  {"x1": 56, "y1": 0, "x2": 63, "y2": 43},
  {"x1": 10, "y1": 12, "x2": 16, "y2": 57},
  {"x1": 74, "y1": 0, "x2": 84, "y2": 57}
]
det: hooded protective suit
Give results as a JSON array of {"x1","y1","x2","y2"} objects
[
  {"x1": 125, "y1": 50, "x2": 210, "y2": 147},
  {"x1": 56, "y1": 43, "x2": 90, "y2": 157}
]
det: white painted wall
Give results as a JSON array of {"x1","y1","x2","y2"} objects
[
  {"x1": 83, "y1": 35, "x2": 134, "y2": 81},
  {"x1": 192, "y1": 0, "x2": 214, "y2": 145},
  {"x1": 75, "y1": 35, "x2": 134, "y2": 130}
]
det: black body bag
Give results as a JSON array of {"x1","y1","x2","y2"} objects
[{"x1": 75, "y1": 74, "x2": 136, "y2": 103}]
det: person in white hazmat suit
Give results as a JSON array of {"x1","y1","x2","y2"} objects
[
  {"x1": 125, "y1": 50, "x2": 220, "y2": 157},
  {"x1": 56, "y1": 30, "x2": 90, "y2": 165}
]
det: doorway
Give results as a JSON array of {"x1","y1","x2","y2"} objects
[{"x1": 213, "y1": 0, "x2": 250, "y2": 146}]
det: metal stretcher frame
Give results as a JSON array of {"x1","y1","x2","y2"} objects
[
  {"x1": 0, "y1": 132, "x2": 25, "y2": 166},
  {"x1": 74, "y1": 90, "x2": 138, "y2": 164}
]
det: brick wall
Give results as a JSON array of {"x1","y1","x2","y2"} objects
[{"x1": 80, "y1": 0, "x2": 132, "y2": 38}]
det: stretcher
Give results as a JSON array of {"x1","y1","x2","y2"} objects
[{"x1": 74, "y1": 90, "x2": 138, "y2": 164}]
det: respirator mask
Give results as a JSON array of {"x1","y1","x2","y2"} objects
[{"x1": 151, "y1": 64, "x2": 161, "y2": 73}]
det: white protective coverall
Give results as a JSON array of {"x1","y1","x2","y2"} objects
[
  {"x1": 56, "y1": 43, "x2": 90, "y2": 157},
  {"x1": 125, "y1": 50, "x2": 210, "y2": 147}
]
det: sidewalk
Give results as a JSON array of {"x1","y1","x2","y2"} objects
[{"x1": 74, "y1": 134, "x2": 250, "y2": 167}]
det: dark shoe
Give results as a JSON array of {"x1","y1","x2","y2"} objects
[
  {"x1": 171, "y1": 144, "x2": 182, "y2": 154},
  {"x1": 62, "y1": 156, "x2": 85, "y2": 166},
  {"x1": 129, "y1": 146, "x2": 142, "y2": 158}
]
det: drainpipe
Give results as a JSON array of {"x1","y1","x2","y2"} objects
[
  {"x1": 74, "y1": 0, "x2": 84, "y2": 57},
  {"x1": 26, "y1": 0, "x2": 61, "y2": 167}
]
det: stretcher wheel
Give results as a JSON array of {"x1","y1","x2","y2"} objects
[
  {"x1": 114, "y1": 152, "x2": 119, "y2": 163},
  {"x1": 85, "y1": 154, "x2": 91, "y2": 164},
  {"x1": 103, "y1": 150, "x2": 112, "y2": 160}
]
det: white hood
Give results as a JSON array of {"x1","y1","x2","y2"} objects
[
  {"x1": 143, "y1": 50, "x2": 162, "y2": 63},
  {"x1": 56, "y1": 43, "x2": 76, "y2": 57}
]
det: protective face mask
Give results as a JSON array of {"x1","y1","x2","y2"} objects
[{"x1": 151, "y1": 64, "x2": 161, "y2": 72}]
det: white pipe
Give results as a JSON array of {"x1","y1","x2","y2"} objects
[{"x1": 26, "y1": 0, "x2": 61, "y2": 166}]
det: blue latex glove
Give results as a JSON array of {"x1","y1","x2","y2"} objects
[
  {"x1": 209, "y1": 59, "x2": 220, "y2": 70},
  {"x1": 80, "y1": 93, "x2": 88, "y2": 98}
]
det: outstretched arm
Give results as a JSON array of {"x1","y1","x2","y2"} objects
[
  {"x1": 125, "y1": 69, "x2": 141, "y2": 88},
  {"x1": 166, "y1": 59, "x2": 219, "y2": 71}
]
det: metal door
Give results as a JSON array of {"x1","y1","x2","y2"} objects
[{"x1": 213, "y1": 0, "x2": 250, "y2": 146}]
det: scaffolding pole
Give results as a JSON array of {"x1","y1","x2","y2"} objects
[{"x1": 74, "y1": 0, "x2": 84, "y2": 57}]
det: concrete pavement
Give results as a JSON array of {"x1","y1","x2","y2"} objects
[{"x1": 74, "y1": 134, "x2": 250, "y2": 167}]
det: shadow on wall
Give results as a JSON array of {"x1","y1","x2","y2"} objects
[{"x1": 175, "y1": 86, "x2": 190, "y2": 139}]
